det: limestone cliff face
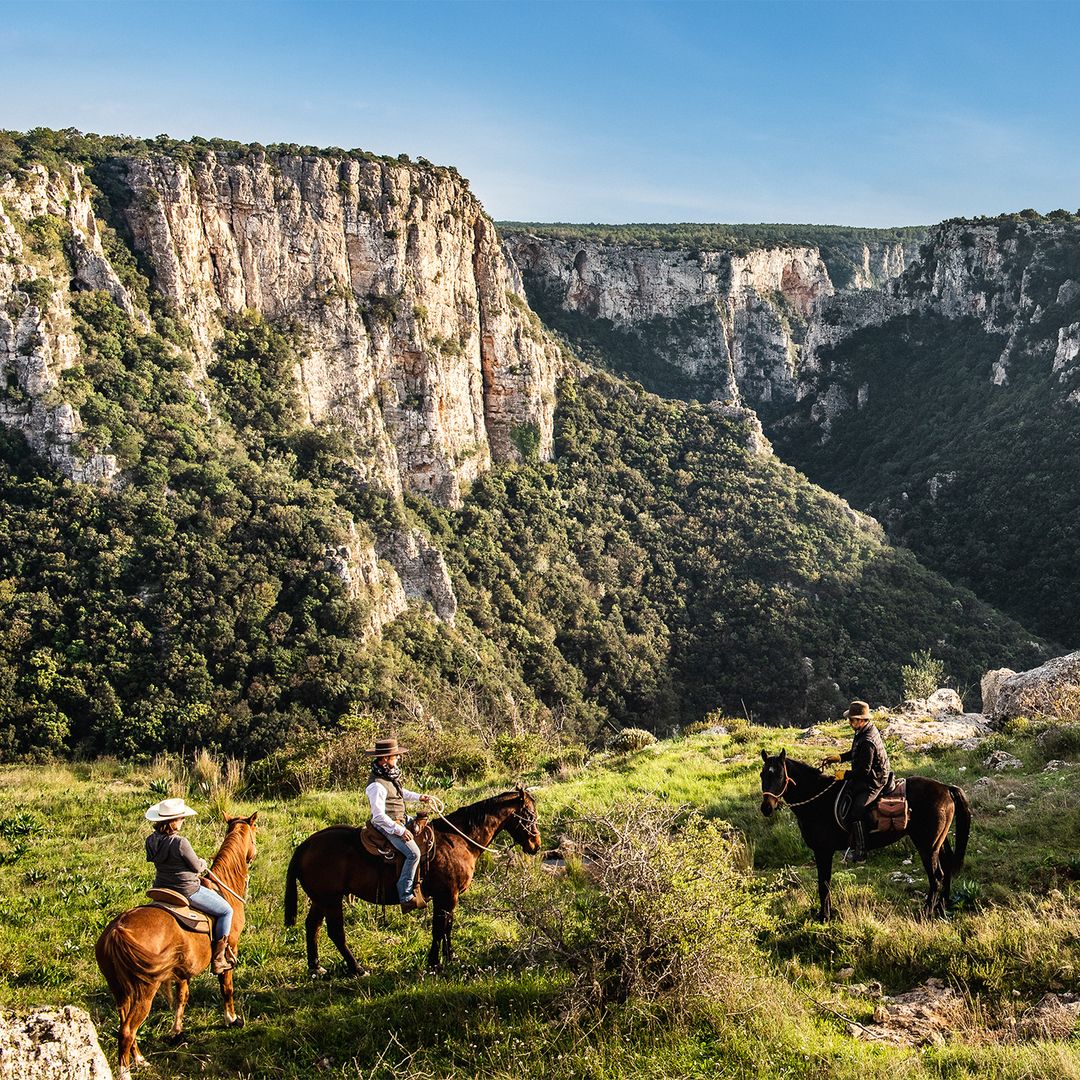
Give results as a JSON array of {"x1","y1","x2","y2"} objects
[
  {"x1": 120, "y1": 152, "x2": 560, "y2": 504},
  {"x1": 505, "y1": 233, "x2": 911, "y2": 409},
  {"x1": 0, "y1": 150, "x2": 565, "y2": 637},
  {"x1": 0, "y1": 164, "x2": 130, "y2": 482}
]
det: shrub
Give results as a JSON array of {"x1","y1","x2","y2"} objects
[
  {"x1": 609, "y1": 727, "x2": 657, "y2": 753},
  {"x1": 495, "y1": 802, "x2": 770, "y2": 1019},
  {"x1": 1035, "y1": 725, "x2": 1080, "y2": 762},
  {"x1": 900, "y1": 648, "x2": 946, "y2": 701}
]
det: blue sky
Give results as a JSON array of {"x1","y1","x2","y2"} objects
[{"x1": 3, "y1": 1, "x2": 1078, "y2": 226}]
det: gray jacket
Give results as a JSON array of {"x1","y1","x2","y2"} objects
[{"x1": 145, "y1": 832, "x2": 206, "y2": 898}]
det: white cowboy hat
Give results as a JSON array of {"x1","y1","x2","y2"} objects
[{"x1": 145, "y1": 797, "x2": 198, "y2": 822}]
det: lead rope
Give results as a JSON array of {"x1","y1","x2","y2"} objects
[{"x1": 426, "y1": 795, "x2": 505, "y2": 856}]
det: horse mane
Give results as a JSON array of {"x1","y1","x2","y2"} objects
[
  {"x1": 436, "y1": 790, "x2": 522, "y2": 834},
  {"x1": 209, "y1": 820, "x2": 251, "y2": 887}
]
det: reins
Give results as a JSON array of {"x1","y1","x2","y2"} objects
[
  {"x1": 205, "y1": 867, "x2": 248, "y2": 905},
  {"x1": 761, "y1": 768, "x2": 841, "y2": 810},
  {"x1": 427, "y1": 795, "x2": 531, "y2": 856}
]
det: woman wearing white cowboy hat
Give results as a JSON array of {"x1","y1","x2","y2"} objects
[
  {"x1": 144, "y1": 797, "x2": 235, "y2": 974},
  {"x1": 364, "y1": 737, "x2": 431, "y2": 912}
]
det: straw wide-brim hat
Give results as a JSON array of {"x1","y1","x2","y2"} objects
[
  {"x1": 366, "y1": 737, "x2": 409, "y2": 758},
  {"x1": 145, "y1": 797, "x2": 198, "y2": 822},
  {"x1": 844, "y1": 700, "x2": 872, "y2": 721}
]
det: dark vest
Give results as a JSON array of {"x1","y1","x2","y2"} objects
[{"x1": 368, "y1": 772, "x2": 405, "y2": 823}]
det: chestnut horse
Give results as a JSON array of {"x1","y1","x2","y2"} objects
[
  {"x1": 95, "y1": 813, "x2": 258, "y2": 1080},
  {"x1": 759, "y1": 751, "x2": 970, "y2": 920},
  {"x1": 284, "y1": 787, "x2": 540, "y2": 973}
]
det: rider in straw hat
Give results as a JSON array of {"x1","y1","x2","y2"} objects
[
  {"x1": 144, "y1": 797, "x2": 235, "y2": 974},
  {"x1": 365, "y1": 737, "x2": 431, "y2": 912},
  {"x1": 820, "y1": 700, "x2": 891, "y2": 863}
]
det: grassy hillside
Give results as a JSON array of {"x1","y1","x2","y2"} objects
[{"x1": 4, "y1": 720, "x2": 1080, "y2": 1078}]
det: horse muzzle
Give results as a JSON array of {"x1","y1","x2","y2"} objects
[{"x1": 760, "y1": 794, "x2": 779, "y2": 817}]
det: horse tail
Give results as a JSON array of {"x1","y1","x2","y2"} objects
[
  {"x1": 95, "y1": 917, "x2": 173, "y2": 1004},
  {"x1": 948, "y1": 785, "x2": 971, "y2": 872},
  {"x1": 284, "y1": 841, "x2": 304, "y2": 927}
]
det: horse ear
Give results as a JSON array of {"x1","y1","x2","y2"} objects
[
  {"x1": 779, "y1": 748, "x2": 787, "y2": 762},
  {"x1": 248, "y1": 811, "x2": 259, "y2": 825},
  {"x1": 761, "y1": 748, "x2": 768, "y2": 762}
]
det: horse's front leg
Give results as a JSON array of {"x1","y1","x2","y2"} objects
[
  {"x1": 442, "y1": 909, "x2": 455, "y2": 967},
  {"x1": 918, "y1": 846, "x2": 944, "y2": 919},
  {"x1": 219, "y1": 966, "x2": 243, "y2": 1027},
  {"x1": 815, "y1": 849, "x2": 834, "y2": 921},
  {"x1": 428, "y1": 907, "x2": 446, "y2": 971}
]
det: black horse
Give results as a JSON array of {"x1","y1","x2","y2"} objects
[{"x1": 759, "y1": 749, "x2": 971, "y2": 920}]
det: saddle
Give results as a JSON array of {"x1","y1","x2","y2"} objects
[
  {"x1": 359, "y1": 814, "x2": 434, "y2": 862},
  {"x1": 870, "y1": 777, "x2": 909, "y2": 835},
  {"x1": 145, "y1": 887, "x2": 212, "y2": 935}
]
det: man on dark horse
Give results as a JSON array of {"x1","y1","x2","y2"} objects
[
  {"x1": 820, "y1": 700, "x2": 891, "y2": 863},
  {"x1": 365, "y1": 736, "x2": 431, "y2": 912}
]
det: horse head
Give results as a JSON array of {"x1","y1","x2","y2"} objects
[
  {"x1": 225, "y1": 811, "x2": 259, "y2": 865},
  {"x1": 504, "y1": 786, "x2": 542, "y2": 854},
  {"x1": 759, "y1": 749, "x2": 791, "y2": 817}
]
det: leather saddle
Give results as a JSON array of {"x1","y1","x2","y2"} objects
[
  {"x1": 145, "y1": 887, "x2": 212, "y2": 935},
  {"x1": 359, "y1": 814, "x2": 434, "y2": 862}
]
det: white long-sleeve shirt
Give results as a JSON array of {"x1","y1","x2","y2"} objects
[{"x1": 366, "y1": 780, "x2": 423, "y2": 837}]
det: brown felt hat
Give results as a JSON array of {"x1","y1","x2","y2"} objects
[
  {"x1": 844, "y1": 700, "x2": 871, "y2": 721},
  {"x1": 366, "y1": 736, "x2": 409, "y2": 757}
]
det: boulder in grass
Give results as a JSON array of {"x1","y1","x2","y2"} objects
[
  {"x1": 0, "y1": 1007, "x2": 112, "y2": 1080},
  {"x1": 983, "y1": 749, "x2": 1023, "y2": 771},
  {"x1": 926, "y1": 688, "x2": 963, "y2": 715}
]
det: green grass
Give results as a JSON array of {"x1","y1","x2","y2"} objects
[{"x1": 3, "y1": 725, "x2": 1080, "y2": 1077}]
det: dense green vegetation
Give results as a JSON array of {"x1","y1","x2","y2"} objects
[
  {"x1": 771, "y1": 308, "x2": 1080, "y2": 647},
  {"x1": 4, "y1": 719, "x2": 1080, "y2": 1078}
]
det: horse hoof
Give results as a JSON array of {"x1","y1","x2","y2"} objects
[
  {"x1": 348, "y1": 967, "x2": 370, "y2": 978},
  {"x1": 167, "y1": 1032, "x2": 186, "y2": 1045},
  {"x1": 309, "y1": 966, "x2": 328, "y2": 979},
  {"x1": 230, "y1": 1017, "x2": 245, "y2": 1028}
]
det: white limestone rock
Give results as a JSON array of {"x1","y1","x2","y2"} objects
[
  {"x1": 984, "y1": 651, "x2": 1080, "y2": 723},
  {"x1": 0, "y1": 1006, "x2": 112, "y2": 1080}
]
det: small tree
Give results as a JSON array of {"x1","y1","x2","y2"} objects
[{"x1": 900, "y1": 649, "x2": 946, "y2": 701}]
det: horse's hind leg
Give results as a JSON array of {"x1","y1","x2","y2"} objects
[
  {"x1": 305, "y1": 902, "x2": 327, "y2": 976},
  {"x1": 940, "y1": 839, "x2": 955, "y2": 914},
  {"x1": 171, "y1": 978, "x2": 190, "y2": 1036},
  {"x1": 918, "y1": 846, "x2": 944, "y2": 918},
  {"x1": 120, "y1": 986, "x2": 155, "y2": 1075},
  {"x1": 428, "y1": 908, "x2": 445, "y2": 970},
  {"x1": 442, "y1": 909, "x2": 455, "y2": 967},
  {"x1": 324, "y1": 899, "x2": 363, "y2": 976}
]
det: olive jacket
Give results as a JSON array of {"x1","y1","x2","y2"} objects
[{"x1": 840, "y1": 721, "x2": 891, "y2": 798}]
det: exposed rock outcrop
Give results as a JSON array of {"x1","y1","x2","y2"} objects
[
  {"x1": 0, "y1": 1006, "x2": 112, "y2": 1080},
  {"x1": 982, "y1": 650, "x2": 1080, "y2": 723}
]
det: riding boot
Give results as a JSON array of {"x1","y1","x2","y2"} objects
[
  {"x1": 211, "y1": 937, "x2": 234, "y2": 974},
  {"x1": 844, "y1": 820, "x2": 868, "y2": 864},
  {"x1": 400, "y1": 888, "x2": 427, "y2": 914}
]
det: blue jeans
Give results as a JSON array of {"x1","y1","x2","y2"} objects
[
  {"x1": 387, "y1": 833, "x2": 422, "y2": 902},
  {"x1": 188, "y1": 885, "x2": 233, "y2": 940}
]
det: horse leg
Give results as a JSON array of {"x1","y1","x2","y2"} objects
[
  {"x1": 219, "y1": 968, "x2": 243, "y2": 1027},
  {"x1": 119, "y1": 986, "x2": 155, "y2": 1075},
  {"x1": 442, "y1": 909, "x2": 455, "y2": 967},
  {"x1": 815, "y1": 850, "x2": 834, "y2": 921},
  {"x1": 940, "y1": 839, "x2": 955, "y2": 914},
  {"x1": 917, "y1": 846, "x2": 943, "y2": 918},
  {"x1": 324, "y1": 898, "x2": 363, "y2": 977},
  {"x1": 428, "y1": 907, "x2": 446, "y2": 971},
  {"x1": 305, "y1": 902, "x2": 327, "y2": 976},
  {"x1": 171, "y1": 978, "x2": 190, "y2": 1036}
]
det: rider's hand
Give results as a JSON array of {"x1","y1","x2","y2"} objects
[
  {"x1": 419, "y1": 794, "x2": 430, "y2": 803},
  {"x1": 820, "y1": 754, "x2": 840, "y2": 767},
  {"x1": 402, "y1": 830, "x2": 413, "y2": 843}
]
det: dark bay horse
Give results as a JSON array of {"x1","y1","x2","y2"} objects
[
  {"x1": 759, "y1": 750, "x2": 970, "y2": 920},
  {"x1": 284, "y1": 787, "x2": 541, "y2": 973},
  {"x1": 95, "y1": 813, "x2": 258, "y2": 1080}
]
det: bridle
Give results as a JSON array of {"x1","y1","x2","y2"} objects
[{"x1": 761, "y1": 760, "x2": 842, "y2": 810}]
